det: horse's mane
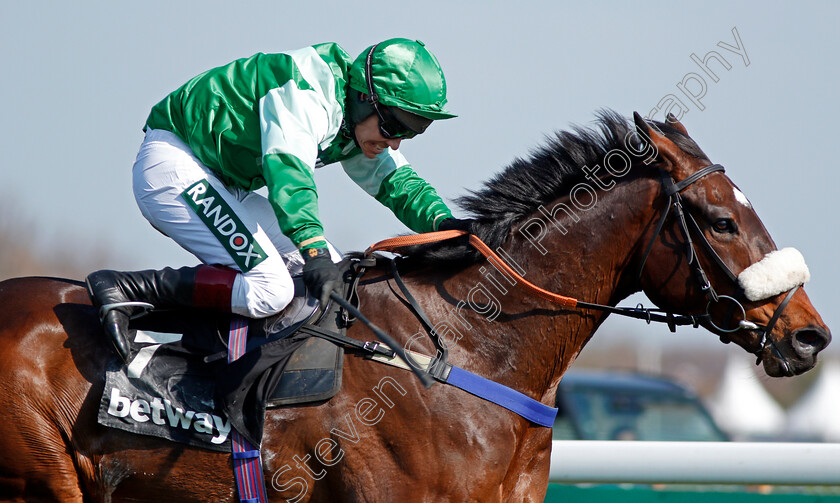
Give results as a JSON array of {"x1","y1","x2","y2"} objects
[{"x1": 393, "y1": 109, "x2": 708, "y2": 267}]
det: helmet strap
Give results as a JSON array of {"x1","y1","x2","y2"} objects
[
  {"x1": 364, "y1": 44, "x2": 380, "y2": 104},
  {"x1": 344, "y1": 89, "x2": 375, "y2": 147}
]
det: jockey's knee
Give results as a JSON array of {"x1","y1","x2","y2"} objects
[{"x1": 231, "y1": 265, "x2": 294, "y2": 319}]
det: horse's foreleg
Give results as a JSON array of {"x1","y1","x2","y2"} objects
[
  {"x1": 0, "y1": 321, "x2": 90, "y2": 500},
  {"x1": 501, "y1": 429, "x2": 553, "y2": 503},
  {"x1": 0, "y1": 410, "x2": 87, "y2": 502}
]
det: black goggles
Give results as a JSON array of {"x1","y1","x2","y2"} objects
[
  {"x1": 364, "y1": 45, "x2": 433, "y2": 140},
  {"x1": 371, "y1": 102, "x2": 433, "y2": 139}
]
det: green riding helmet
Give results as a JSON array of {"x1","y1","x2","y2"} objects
[{"x1": 346, "y1": 38, "x2": 456, "y2": 135}]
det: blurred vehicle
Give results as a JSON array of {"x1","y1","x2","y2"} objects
[{"x1": 552, "y1": 370, "x2": 728, "y2": 441}]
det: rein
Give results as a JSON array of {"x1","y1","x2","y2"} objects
[
  {"x1": 364, "y1": 163, "x2": 801, "y2": 374},
  {"x1": 364, "y1": 232, "x2": 707, "y2": 331}
]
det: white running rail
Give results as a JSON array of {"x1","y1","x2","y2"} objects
[{"x1": 549, "y1": 441, "x2": 840, "y2": 485}]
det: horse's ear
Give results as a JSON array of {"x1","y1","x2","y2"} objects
[
  {"x1": 666, "y1": 113, "x2": 689, "y2": 136},
  {"x1": 633, "y1": 111, "x2": 650, "y2": 137},
  {"x1": 632, "y1": 111, "x2": 686, "y2": 174}
]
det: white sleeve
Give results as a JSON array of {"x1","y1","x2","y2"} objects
[
  {"x1": 341, "y1": 148, "x2": 410, "y2": 196},
  {"x1": 259, "y1": 83, "x2": 328, "y2": 169},
  {"x1": 258, "y1": 46, "x2": 344, "y2": 168}
]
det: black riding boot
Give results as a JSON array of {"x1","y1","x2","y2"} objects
[{"x1": 86, "y1": 265, "x2": 238, "y2": 362}]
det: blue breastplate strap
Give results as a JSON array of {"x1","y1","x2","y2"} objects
[{"x1": 443, "y1": 365, "x2": 558, "y2": 427}]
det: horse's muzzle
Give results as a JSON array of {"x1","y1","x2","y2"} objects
[{"x1": 791, "y1": 325, "x2": 831, "y2": 359}]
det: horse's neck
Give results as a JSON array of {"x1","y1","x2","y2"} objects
[
  {"x1": 524, "y1": 173, "x2": 658, "y2": 306},
  {"x1": 453, "y1": 173, "x2": 660, "y2": 399}
]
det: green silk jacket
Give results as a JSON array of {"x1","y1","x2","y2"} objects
[{"x1": 145, "y1": 43, "x2": 452, "y2": 249}]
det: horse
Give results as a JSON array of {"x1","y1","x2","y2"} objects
[{"x1": 0, "y1": 111, "x2": 830, "y2": 502}]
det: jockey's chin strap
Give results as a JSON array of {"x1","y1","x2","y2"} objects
[{"x1": 365, "y1": 162, "x2": 800, "y2": 375}]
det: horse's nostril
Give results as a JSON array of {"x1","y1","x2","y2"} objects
[{"x1": 792, "y1": 327, "x2": 831, "y2": 357}]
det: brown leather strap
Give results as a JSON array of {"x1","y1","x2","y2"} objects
[{"x1": 365, "y1": 231, "x2": 578, "y2": 308}]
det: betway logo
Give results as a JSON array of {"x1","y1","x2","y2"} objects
[
  {"x1": 182, "y1": 180, "x2": 267, "y2": 272},
  {"x1": 106, "y1": 387, "x2": 231, "y2": 444}
]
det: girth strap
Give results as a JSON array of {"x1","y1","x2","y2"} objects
[
  {"x1": 227, "y1": 318, "x2": 268, "y2": 503},
  {"x1": 230, "y1": 429, "x2": 268, "y2": 503}
]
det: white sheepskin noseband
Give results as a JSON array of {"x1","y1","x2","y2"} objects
[{"x1": 737, "y1": 247, "x2": 810, "y2": 301}]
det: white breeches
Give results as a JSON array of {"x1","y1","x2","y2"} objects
[{"x1": 132, "y1": 129, "x2": 341, "y2": 318}]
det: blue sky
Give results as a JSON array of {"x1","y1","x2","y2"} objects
[{"x1": 1, "y1": 1, "x2": 837, "y2": 355}]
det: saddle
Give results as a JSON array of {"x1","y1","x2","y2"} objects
[{"x1": 97, "y1": 258, "x2": 377, "y2": 450}]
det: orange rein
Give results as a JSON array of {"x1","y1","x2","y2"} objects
[{"x1": 364, "y1": 230, "x2": 578, "y2": 308}]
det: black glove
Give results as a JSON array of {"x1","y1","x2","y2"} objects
[
  {"x1": 438, "y1": 217, "x2": 476, "y2": 233},
  {"x1": 302, "y1": 248, "x2": 343, "y2": 307}
]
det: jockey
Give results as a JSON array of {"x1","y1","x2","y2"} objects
[{"x1": 86, "y1": 38, "x2": 473, "y2": 362}]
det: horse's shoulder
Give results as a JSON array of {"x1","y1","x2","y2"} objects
[{"x1": 0, "y1": 276, "x2": 88, "y2": 305}]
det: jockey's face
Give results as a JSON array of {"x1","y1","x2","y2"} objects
[{"x1": 354, "y1": 114, "x2": 403, "y2": 159}]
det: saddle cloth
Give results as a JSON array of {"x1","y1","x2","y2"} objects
[{"x1": 97, "y1": 276, "x2": 346, "y2": 451}]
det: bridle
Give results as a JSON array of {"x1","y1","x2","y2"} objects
[{"x1": 636, "y1": 163, "x2": 799, "y2": 375}]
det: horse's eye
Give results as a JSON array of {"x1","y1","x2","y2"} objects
[{"x1": 713, "y1": 218, "x2": 737, "y2": 233}]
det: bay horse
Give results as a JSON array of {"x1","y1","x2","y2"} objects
[{"x1": 0, "y1": 112, "x2": 830, "y2": 502}]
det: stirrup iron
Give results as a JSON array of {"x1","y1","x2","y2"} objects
[{"x1": 97, "y1": 301, "x2": 155, "y2": 321}]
